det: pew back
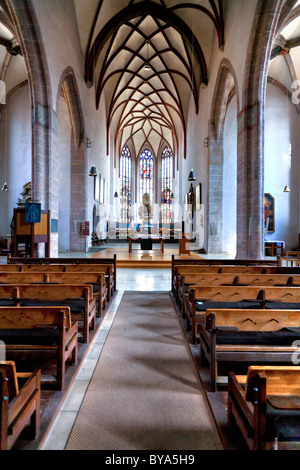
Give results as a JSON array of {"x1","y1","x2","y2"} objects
[
  {"x1": 205, "y1": 308, "x2": 300, "y2": 331},
  {"x1": 0, "y1": 284, "x2": 93, "y2": 302},
  {"x1": 181, "y1": 273, "x2": 300, "y2": 286},
  {"x1": 0, "y1": 271, "x2": 105, "y2": 286},
  {"x1": 0, "y1": 306, "x2": 72, "y2": 329},
  {"x1": 245, "y1": 365, "x2": 300, "y2": 400},
  {"x1": 190, "y1": 285, "x2": 300, "y2": 303}
]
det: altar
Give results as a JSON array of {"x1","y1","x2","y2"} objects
[{"x1": 128, "y1": 236, "x2": 164, "y2": 253}]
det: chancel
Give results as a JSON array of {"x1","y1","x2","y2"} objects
[{"x1": 0, "y1": 0, "x2": 300, "y2": 453}]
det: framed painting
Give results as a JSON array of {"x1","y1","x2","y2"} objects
[
  {"x1": 195, "y1": 183, "x2": 202, "y2": 211},
  {"x1": 264, "y1": 193, "x2": 275, "y2": 232},
  {"x1": 94, "y1": 171, "x2": 100, "y2": 202}
]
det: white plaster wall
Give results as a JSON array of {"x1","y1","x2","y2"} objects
[
  {"x1": 32, "y1": 0, "x2": 110, "y2": 248},
  {"x1": 181, "y1": 0, "x2": 258, "y2": 250},
  {"x1": 223, "y1": 96, "x2": 237, "y2": 255},
  {"x1": 87, "y1": 88, "x2": 109, "y2": 242},
  {"x1": 264, "y1": 83, "x2": 300, "y2": 250},
  {"x1": 0, "y1": 85, "x2": 31, "y2": 236}
]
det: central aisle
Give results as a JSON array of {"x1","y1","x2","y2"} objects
[{"x1": 64, "y1": 291, "x2": 224, "y2": 450}]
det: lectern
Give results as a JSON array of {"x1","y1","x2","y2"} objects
[{"x1": 12, "y1": 207, "x2": 50, "y2": 257}]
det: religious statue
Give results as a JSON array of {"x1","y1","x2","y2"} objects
[{"x1": 138, "y1": 193, "x2": 153, "y2": 231}]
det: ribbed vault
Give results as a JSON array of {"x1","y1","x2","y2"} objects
[{"x1": 78, "y1": 0, "x2": 225, "y2": 166}]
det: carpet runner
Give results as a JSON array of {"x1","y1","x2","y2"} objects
[{"x1": 65, "y1": 291, "x2": 223, "y2": 450}]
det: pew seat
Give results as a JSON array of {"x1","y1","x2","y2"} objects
[
  {"x1": 0, "y1": 307, "x2": 78, "y2": 390},
  {"x1": 228, "y1": 366, "x2": 300, "y2": 450},
  {"x1": 0, "y1": 361, "x2": 41, "y2": 450},
  {"x1": 0, "y1": 284, "x2": 94, "y2": 343},
  {"x1": 200, "y1": 309, "x2": 300, "y2": 391},
  {"x1": 187, "y1": 285, "x2": 300, "y2": 344},
  {"x1": 0, "y1": 272, "x2": 107, "y2": 317}
]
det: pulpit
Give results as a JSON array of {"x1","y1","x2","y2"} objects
[{"x1": 12, "y1": 207, "x2": 50, "y2": 257}]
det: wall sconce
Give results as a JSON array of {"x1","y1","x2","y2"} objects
[
  {"x1": 283, "y1": 185, "x2": 290, "y2": 192},
  {"x1": 89, "y1": 166, "x2": 97, "y2": 177},
  {"x1": 188, "y1": 169, "x2": 196, "y2": 181},
  {"x1": 1, "y1": 182, "x2": 8, "y2": 191},
  {"x1": 114, "y1": 191, "x2": 118, "y2": 198},
  {"x1": 86, "y1": 138, "x2": 92, "y2": 148}
]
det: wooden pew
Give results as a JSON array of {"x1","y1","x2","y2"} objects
[
  {"x1": 0, "y1": 284, "x2": 95, "y2": 343},
  {"x1": 0, "y1": 272, "x2": 107, "y2": 316},
  {"x1": 178, "y1": 273, "x2": 300, "y2": 316},
  {"x1": 177, "y1": 273, "x2": 239, "y2": 315},
  {"x1": 172, "y1": 264, "x2": 283, "y2": 296},
  {"x1": 0, "y1": 361, "x2": 41, "y2": 450},
  {"x1": 171, "y1": 255, "x2": 279, "y2": 269},
  {"x1": 1, "y1": 264, "x2": 114, "y2": 301},
  {"x1": 7, "y1": 255, "x2": 117, "y2": 292},
  {"x1": 187, "y1": 285, "x2": 300, "y2": 344},
  {"x1": 172, "y1": 262, "x2": 300, "y2": 294},
  {"x1": 172, "y1": 265, "x2": 220, "y2": 296},
  {"x1": 228, "y1": 366, "x2": 300, "y2": 450},
  {"x1": 0, "y1": 307, "x2": 78, "y2": 390},
  {"x1": 200, "y1": 309, "x2": 300, "y2": 392}
]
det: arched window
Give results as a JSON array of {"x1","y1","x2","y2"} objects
[
  {"x1": 119, "y1": 145, "x2": 132, "y2": 224},
  {"x1": 161, "y1": 146, "x2": 173, "y2": 223},
  {"x1": 139, "y1": 149, "x2": 153, "y2": 204}
]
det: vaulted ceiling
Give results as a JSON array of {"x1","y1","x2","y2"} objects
[
  {"x1": 0, "y1": 10, "x2": 26, "y2": 109},
  {"x1": 268, "y1": 1, "x2": 300, "y2": 113},
  {"x1": 1, "y1": 0, "x2": 299, "y2": 170},
  {"x1": 74, "y1": 0, "x2": 225, "y2": 165}
]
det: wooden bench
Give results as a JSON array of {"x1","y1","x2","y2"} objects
[
  {"x1": 200, "y1": 309, "x2": 300, "y2": 392},
  {"x1": 0, "y1": 272, "x2": 107, "y2": 317},
  {"x1": 0, "y1": 284, "x2": 95, "y2": 343},
  {"x1": 178, "y1": 273, "x2": 300, "y2": 316},
  {"x1": 0, "y1": 307, "x2": 78, "y2": 390},
  {"x1": 172, "y1": 264, "x2": 289, "y2": 296},
  {"x1": 172, "y1": 265, "x2": 220, "y2": 295},
  {"x1": 228, "y1": 366, "x2": 300, "y2": 450},
  {"x1": 1, "y1": 263, "x2": 114, "y2": 301},
  {"x1": 187, "y1": 285, "x2": 300, "y2": 344},
  {"x1": 7, "y1": 255, "x2": 117, "y2": 292},
  {"x1": 0, "y1": 361, "x2": 41, "y2": 450},
  {"x1": 172, "y1": 262, "x2": 300, "y2": 294}
]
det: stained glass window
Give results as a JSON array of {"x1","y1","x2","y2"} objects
[
  {"x1": 139, "y1": 149, "x2": 153, "y2": 204},
  {"x1": 161, "y1": 146, "x2": 173, "y2": 223},
  {"x1": 119, "y1": 145, "x2": 132, "y2": 224}
]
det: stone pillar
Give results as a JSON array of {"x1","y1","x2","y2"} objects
[
  {"x1": 70, "y1": 136, "x2": 87, "y2": 252},
  {"x1": 207, "y1": 136, "x2": 223, "y2": 253},
  {"x1": 236, "y1": 102, "x2": 264, "y2": 259}
]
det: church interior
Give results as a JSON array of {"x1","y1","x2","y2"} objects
[{"x1": 1, "y1": 0, "x2": 300, "y2": 453}]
